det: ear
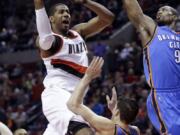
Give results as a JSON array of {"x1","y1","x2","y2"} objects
[
  {"x1": 174, "y1": 15, "x2": 178, "y2": 21},
  {"x1": 49, "y1": 16, "x2": 55, "y2": 23}
]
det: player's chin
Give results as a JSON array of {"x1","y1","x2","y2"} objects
[
  {"x1": 62, "y1": 25, "x2": 69, "y2": 31},
  {"x1": 157, "y1": 20, "x2": 167, "y2": 26},
  {"x1": 157, "y1": 18, "x2": 173, "y2": 26}
]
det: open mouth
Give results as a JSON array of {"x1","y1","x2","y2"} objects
[
  {"x1": 156, "y1": 14, "x2": 161, "y2": 20},
  {"x1": 156, "y1": 12, "x2": 162, "y2": 19},
  {"x1": 62, "y1": 20, "x2": 70, "y2": 25},
  {"x1": 156, "y1": 16, "x2": 160, "y2": 20}
]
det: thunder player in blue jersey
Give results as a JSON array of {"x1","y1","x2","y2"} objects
[
  {"x1": 67, "y1": 57, "x2": 140, "y2": 135},
  {"x1": 122, "y1": 0, "x2": 180, "y2": 134}
]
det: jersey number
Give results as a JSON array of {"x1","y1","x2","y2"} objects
[{"x1": 175, "y1": 50, "x2": 180, "y2": 63}]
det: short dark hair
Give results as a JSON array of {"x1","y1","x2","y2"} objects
[
  {"x1": 117, "y1": 97, "x2": 139, "y2": 124},
  {"x1": 48, "y1": 3, "x2": 66, "y2": 16}
]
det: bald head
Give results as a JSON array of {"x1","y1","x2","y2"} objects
[
  {"x1": 14, "y1": 129, "x2": 27, "y2": 135},
  {"x1": 156, "y1": 5, "x2": 179, "y2": 26},
  {"x1": 163, "y1": 6, "x2": 178, "y2": 16}
]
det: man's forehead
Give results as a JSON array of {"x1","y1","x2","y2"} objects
[{"x1": 56, "y1": 5, "x2": 69, "y2": 11}]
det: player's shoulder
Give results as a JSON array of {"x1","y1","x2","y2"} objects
[
  {"x1": 71, "y1": 24, "x2": 83, "y2": 34},
  {"x1": 130, "y1": 125, "x2": 140, "y2": 135},
  {"x1": 67, "y1": 29, "x2": 84, "y2": 39},
  {"x1": 69, "y1": 29, "x2": 80, "y2": 36}
]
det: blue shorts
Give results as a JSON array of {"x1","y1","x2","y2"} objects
[{"x1": 147, "y1": 88, "x2": 180, "y2": 135}]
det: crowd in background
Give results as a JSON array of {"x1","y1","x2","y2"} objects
[{"x1": 0, "y1": 0, "x2": 180, "y2": 135}]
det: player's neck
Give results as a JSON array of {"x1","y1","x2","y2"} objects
[
  {"x1": 169, "y1": 22, "x2": 176, "y2": 31},
  {"x1": 163, "y1": 21, "x2": 176, "y2": 31},
  {"x1": 52, "y1": 29, "x2": 68, "y2": 36},
  {"x1": 52, "y1": 26, "x2": 69, "y2": 36}
]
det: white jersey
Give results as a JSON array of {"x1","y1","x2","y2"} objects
[{"x1": 41, "y1": 30, "x2": 88, "y2": 92}]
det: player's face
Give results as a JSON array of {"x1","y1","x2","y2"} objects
[
  {"x1": 52, "y1": 5, "x2": 71, "y2": 32},
  {"x1": 156, "y1": 6, "x2": 177, "y2": 26}
]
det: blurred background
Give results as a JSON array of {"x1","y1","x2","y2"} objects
[{"x1": 0, "y1": 0, "x2": 180, "y2": 134}]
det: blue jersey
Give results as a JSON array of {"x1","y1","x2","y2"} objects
[
  {"x1": 143, "y1": 26, "x2": 180, "y2": 89},
  {"x1": 144, "y1": 26, "x2": 180, "y2": 134},
  {"x1": 116, "y1": 125, "x2": 138, "y2": 135}
]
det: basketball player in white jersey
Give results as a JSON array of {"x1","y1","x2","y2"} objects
[{"x1": 34, "y1": 0, "x2": 114, "y2": 134}]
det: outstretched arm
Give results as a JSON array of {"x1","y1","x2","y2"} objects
[
  {"x1": 72, "y1": 0, "x2": 115, "y2": 38},
  {"x1": 34, "y1": 0, "x2": 55, "y2": 50},
  {"x1": 122, "y1": 0, "x2": 156, "y2": 46},
  {"x1": 67, "y1": 57, "x2": 114, "y2": 131},
  {"x1": 0, "y1": 122, "x2": 13, "y2": 135}
]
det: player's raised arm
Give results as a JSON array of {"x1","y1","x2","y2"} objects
[
  {"x1": 122, "y1": 0, "x2": 156, "y2": 46},
  {"x1": 67, "y1": 56, "x2": 104, "y2": 109},
  {"x1": 72, "y1": 0, "x2": 115, "y2": 38},
  {"x1": 67, "y1": 57, "x2": 114, "y2": 131},
  {"x1": 34, "y1": 0, "x2": 55, "y2": 50},
  {"x1": 34, "y1": 0, "x2": 44, "y2": 9}
]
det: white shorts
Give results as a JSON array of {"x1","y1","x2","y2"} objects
[{"x1": 41, "y1": 85, "x2": 87, "y2": 135}]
